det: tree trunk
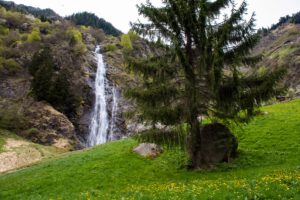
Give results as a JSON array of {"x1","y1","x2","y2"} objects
[{"x1": 184, "y1": 32, "x2": 206, "y2": 169}]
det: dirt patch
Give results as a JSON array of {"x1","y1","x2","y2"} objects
[
  {"x1": 0, "y1": 138, "x2": 47, "y2": 173},
  {"x1": 3, "y1": 138, "x2": 30, "y2": 151}
]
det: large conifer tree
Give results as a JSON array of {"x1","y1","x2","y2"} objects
[{"x1": 126, "y1": 0, "x2": 285, "y2": 168}]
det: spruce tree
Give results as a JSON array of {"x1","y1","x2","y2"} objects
[
  {"x1": 126, "y1": 0, "x2": 285, "y2": 168},
  {"x1": 30, "y1": 47, "x2": 54, "y2": 101}
]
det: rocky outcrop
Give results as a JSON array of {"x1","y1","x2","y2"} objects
[
  {"x1": 0, "y1": 72, "x2": 80, "y2": 150},
  {"x1": 133, "y1": 143, "x2": 163, "y2": 159},
  {"x1": 21, "y1": 101, "x2": 79, "y2": 150},
  {"x1": 189, "y1": 123, "x2": 238, "y2": 168}
]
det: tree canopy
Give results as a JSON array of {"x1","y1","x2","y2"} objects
[
  {"x1": 65, "y1": 12, "x2": 122, "y2": 37},
  {"x1": 125, "y1": 0, "x2": 285, "y2": 168},
  {"x1": 29, "y1": 47, "x2": 79, "y2": 117}
]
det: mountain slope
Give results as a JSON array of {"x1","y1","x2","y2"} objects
[
  {"x1": 0, "y1": 0, "x2": 61, "y2": 21},
  {"x1": 0, "y1": 100, "x2": 299, "y2": 199},
  {"x1": 0, "y1": 4, "x2": 104, "y2": 149},
  {"x1": 255, "y1": 23, "x2": 300, "y2": 94}
]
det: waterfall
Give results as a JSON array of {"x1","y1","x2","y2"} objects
[
  {"x1": 88, "y1": 45, "x2": 120, "y2": 146},
  {"x1": 108, "y1": 86, "x2": 118, "y2": 141}
]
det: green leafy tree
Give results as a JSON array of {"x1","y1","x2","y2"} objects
[{"x1": 126, "y1": 0, "x2": 285, "y2": 168}]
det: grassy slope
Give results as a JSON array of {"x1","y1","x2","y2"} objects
[{"x1": 0, "y1": 100, "x2": 300, "y2": 200}]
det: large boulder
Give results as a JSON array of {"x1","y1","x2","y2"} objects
[
  {"x1": 189, "y1": 123, "x2": 238, "y2": 168},
  {"x1": 133, "y1": 143, "x2": 163, "y2": 159}
]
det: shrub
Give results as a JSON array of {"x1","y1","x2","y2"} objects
[
  {"x1": 0, "y1": 57, "x2": 22, "y2": 75},
  {"x1": 67, "y1": 28, "x2": 83, "y2": 45},
  {"x1": 128, "y1": 30, "x2": 138, "y2": 41},
  {"x1": 80, "y1": 25, "x2": 89, "y2": 31},
  {"x1": 120, "y1": 34, "x2": 133, "y2": 51},
  {"x1": 27, "y1": 27, "x2": 41, "y2": 43},
  {"x1": 0, "y1": 7, "x2": 7, "y2": 17},
  {"x1": 5, "y1": 11, "x2": 27, "y2": 28},
  {"x1": 67, "y1": 28, "x2": 87, "y2": 54},
  {"x1": 0, "y1": 103, "x2": 27, "y2": 131},
  {"x1": 104, "y1": 44, "x2": 117, "y2": 52},
  {"x1": 4, "y1": 30, "x2": 20, "y2": 46},
  {"x1": 0, "y1": 25, "x2": 9, "y2": 35},
  {"x1": 89, "y1": 28, "x2": 105, "y2": 43}
]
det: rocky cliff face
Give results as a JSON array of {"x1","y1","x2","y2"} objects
[
  {"x1": 0, "y1": 75, "x2": 79, "y2": 150},
  {"x1": 0, "y1": 6, "x2": 101, "y2": 149},
  {"x1": 101, "y1": 37, "x2": 156, "y2": 136}
]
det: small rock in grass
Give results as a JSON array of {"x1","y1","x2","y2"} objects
[{"x1": 133, "y1": 143, "x2": 163, "y2": 159}]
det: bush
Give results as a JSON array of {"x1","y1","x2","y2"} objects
[
  {"x1": 67, "y1": 28, "x2": 87, "y2": 54},
  {"x1": 67, "y1": 28, "x2": 83, "y2": 45},
  {"x1": 0, "y1": 103, "x2": 27, "y2": 131},
  {"x1": 27, "y1": 27, "x2": 41, "y2": 43},
  {"x1": 0, "y1": 25, "x2": 9, "y2": 35},
  {"x1": 89, "y1": 28, "x2": 105, "y2": 43},
  {"x1": 104, "y1": 44, "x2": 117, "y2": 52},
  {"x1": 128, "y1": 30, "x2": 138, "y2": 41},
  {"x1": 0, "y1": 57, "x2": 22, "y2": 75},
  {"x1": 0, "y1": 7, "x2": 7, "y2": 17},
  {"x1": 120, "y1": 34, "x2": 133, "y2": 51},
  {"x1": 5, "y1": 11, "x2": 27, "y2": 28},
  {"x1": 4, "y1": 30, "x2": 20, "y2": 46}
]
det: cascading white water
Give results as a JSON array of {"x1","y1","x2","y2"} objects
[
  {"x1": 108, "y1": 86, "x2": 118, "y2": 141},
  {"x1": 88, "y1": 46, "x2": 121, "y2": 146},
  {"x1": 88, "y1": 46, "x2": 109, "y2": 146}
]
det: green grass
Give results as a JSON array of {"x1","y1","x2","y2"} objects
[
  {"x1": 0, "y1": 132, "x2": 6, "y2": 152},
  {"x1": 0, "y1": 100, "x2": 300, "y2": 199}
]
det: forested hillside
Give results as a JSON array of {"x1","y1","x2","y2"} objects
[
  {"x1": 65, "y1": 12, "x2": 122, "y2": 37},
  {"x1": 270, "y1": 11, "x2": 300, "y2": 31},
  {"x1": 0, "y1": 0, "x2": 61, "y2": 21}
]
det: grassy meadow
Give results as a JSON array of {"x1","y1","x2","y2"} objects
[{"x1": 0, "y1": 99, "x2": 299, "y2": 199}]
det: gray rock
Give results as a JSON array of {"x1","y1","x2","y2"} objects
[
  {"x1": 189, "y1": 123, "x2": 238, "y2": 168},
  {"x1": 133, "y1": 143, "x2": 163, "y2": 158}
]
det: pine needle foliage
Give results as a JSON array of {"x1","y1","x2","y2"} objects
[
  {"x1": 126, "y1": 0, "x2": 286, "y2": 168},
  {"x1": 29, "y1": 47, "x2": 79, "y2": 117}
]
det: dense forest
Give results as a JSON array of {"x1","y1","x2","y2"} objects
[
  {"x1": 259, "y1": 11, "x2": 300, "y2": 35},
  {"x1": 65, "y1": 12, "x2": 122, "y2": 37},
  {"x1": 270, "y1": 11, "x2": 300, "y2": 30},
  {"x1": 0, "y1": 0, "x2": 61, "y2": 21}
]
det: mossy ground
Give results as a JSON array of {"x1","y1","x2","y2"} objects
[{"x1": 0, "y1": 100, "x2": 299, "y2": 199}]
